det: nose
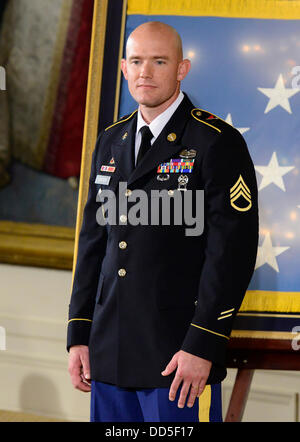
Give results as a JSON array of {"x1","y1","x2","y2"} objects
[{"x1": 140, "y1": 61, "x2": 152, "y2": 79}]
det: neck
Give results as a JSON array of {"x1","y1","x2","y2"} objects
[{"x1": 139, "y1": 87, "x2": 181, "y2": 124}]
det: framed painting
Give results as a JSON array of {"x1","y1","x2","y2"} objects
[{"x1": 0, "y1": 0, "x2": 95, "y2": 269}]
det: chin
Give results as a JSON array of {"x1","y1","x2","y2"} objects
[
  {"x1": 139, "y1": 100, "x2": 159, "y2": 108},
  {"x1": 130, "y1": 89, "x2": 159, "y2": 107},
  {"x1": 135, "y1": 95, "x2": 164, "y2": 108}
]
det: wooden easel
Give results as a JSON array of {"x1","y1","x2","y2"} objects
[{"x1": 225, "y1": 338, "x2": 300, "y2": 421}]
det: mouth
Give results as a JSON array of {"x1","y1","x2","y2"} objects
[{"x1": 137, "y1": 84, "x2": 157, "y2": 89}]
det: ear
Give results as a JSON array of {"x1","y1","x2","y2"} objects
[
  {"x1": 177, "y1": 59, "x2": 191, "y2": 81},
  {"x1": 121, "y1": 58, "x2": 128, "y2": 80}
]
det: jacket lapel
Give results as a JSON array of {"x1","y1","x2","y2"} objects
[
  {"x1": 110, "y1": 111, "x2": 137, "y2": 181},
  {"x1": 127, "y1": 94, "x2": 195, "y2": 187}
]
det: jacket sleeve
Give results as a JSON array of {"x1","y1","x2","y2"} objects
[
  {"x1": 67, "y1": 134, "x2": 107, "y2": 350},
  {"x1": 181, "y1": 127, "x2": 259, "y2": 366}
]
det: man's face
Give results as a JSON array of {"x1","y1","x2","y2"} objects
[{"x1": 121, "y1": 28, "x2": 187, "y2": 108}]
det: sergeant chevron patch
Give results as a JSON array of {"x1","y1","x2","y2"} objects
[{"x1": 230, "y1": 175, "x2": 252, "y2": 212}]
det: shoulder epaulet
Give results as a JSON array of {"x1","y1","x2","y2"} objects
[
  {"x1": 104, "y1": 109, "x2": 138, "y2": 132},
  {"x1": 191, "y1": 108, "x2": 232, "y2": 134}
]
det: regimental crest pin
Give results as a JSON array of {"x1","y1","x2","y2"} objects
[
  {"x1": 122, "y1": 132, "x2": 128, "y2": 140},
  {"x1": 230, "y1": 175, "x2": 252, "y2": 212},
  {"x1": 109, "y1": 157, "x2": 115, "y2": 164}
]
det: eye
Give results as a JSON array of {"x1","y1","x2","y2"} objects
[
  {"x1": 156, "y1": 60, "x2": 165, "y2": 65},
  {"x1": 131, "y1": 60, "x2": 140, "y2": 65}
]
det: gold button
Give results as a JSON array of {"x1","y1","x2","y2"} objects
[
  {"x1": 119, "y1": 241, "x2": 127, "y2": 250},
  {"x1": 196, "y1": 110, "x2": 202, "y2": 116},
  {"x1": 118, "y1": 268, "x2": 126, "y2": 277},
  {"x1": 167, "y1": 132, "x2": 177, "y2": 142},
  {"x1": 125, "y1": 189, "x2": 132, "y2": 197},
  {"x1": 120, "y1": 214, "x2": 127, "y2": 223},
  {"x1": 168, "y1": 189, "x2": 174, "y2": 196}
]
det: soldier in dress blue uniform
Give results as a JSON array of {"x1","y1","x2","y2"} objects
[{"x1": 67, "y1": 21, "x2": 259, "y2": 422}]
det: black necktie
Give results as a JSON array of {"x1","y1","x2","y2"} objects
[{"x1": 136, "y1": 126, "x2": 153, "y2": 165}]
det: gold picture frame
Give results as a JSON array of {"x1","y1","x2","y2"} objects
[{"x1": 0, "y1": 221, "x2": 75, "y2": 270}]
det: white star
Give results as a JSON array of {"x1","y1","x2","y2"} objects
[
  {"x1": 255, "y1": 232, "x2": 290, "y2": 272},
  {"x1": 225, "y1": 113, "x2": 250, "y2": 135},
  {"x1": 257, "y1": 74, "x2": 299, "y2": 114},
  {"x1": 255, "y1": 152, "x2": 294, "y2": 191}
]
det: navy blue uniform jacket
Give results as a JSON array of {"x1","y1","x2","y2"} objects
[{"x1": 67, "y1": 93, "x2": 259, "y2": 388}]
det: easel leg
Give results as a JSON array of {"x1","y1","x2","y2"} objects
[{"x1": 225, "y1": 368, "x2": 254, "y2": 422}]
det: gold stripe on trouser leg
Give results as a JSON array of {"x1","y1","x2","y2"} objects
[{"x1": 198, "y1": 385, "x2": 211, "y2": 422}]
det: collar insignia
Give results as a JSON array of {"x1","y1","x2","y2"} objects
[{"x1": 167, "y1": 133, "x2": 177, "y2": 142}]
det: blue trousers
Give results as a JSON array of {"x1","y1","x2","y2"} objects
[{"x1": 91, "y1": 381, "x2": 222, "y2": 422}]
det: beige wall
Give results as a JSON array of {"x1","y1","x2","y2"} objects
[
  {"x1": 0, "y1": 262, "x2": 299, "y2": 421},
  {"x1": 0, "y1": 263, "x2": 90, "y2": 421}
]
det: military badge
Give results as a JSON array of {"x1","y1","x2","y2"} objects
[
  {"x1": 167, "y1": 133, "x2": 177, "y2": 142},
  {"x1": 101, "y1": 165, "x2": 116, "y2": 172},
  {"x1": 177, "y1": 174, "x2": 188, "y2": 191},
  {"x1": 157, "y1": 174, "x2": 170, "y2": 181},
  {"x1": 230, "y1": 175, "x2": 252, "y2": 212},
  {"x1": 179, "y1": 149, "x2": 197, "y2": 159},
  {"x1": 109, "y1": 157, "x2": 115, "y2": 164},
  {"x1": 170, "y1": 159, "x2": 194, "y2": 173},
  {"x1": 157, "y1": 159, "x2": 194, "y2": 174},
  {"x1": 157, "y1": 163, "x2": 170, "y2": 173}
]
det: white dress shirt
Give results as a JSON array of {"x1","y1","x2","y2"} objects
[{"x1": 134, "y1": 90, "x2": 184, "y2": 165}]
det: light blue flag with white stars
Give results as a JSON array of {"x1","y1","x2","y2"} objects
[{"x1": 119, "y1": 2, "x2": 300, "y2": 338}]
